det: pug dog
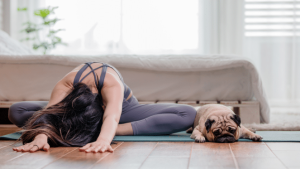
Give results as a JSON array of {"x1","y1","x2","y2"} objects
[{"x1": 188, "y1": 104, "x2": 263, "y2": 143}]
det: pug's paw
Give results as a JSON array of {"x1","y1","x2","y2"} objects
[
  {"x1": 194, "y1": 135, "x2": 206, "y2": 143},
  {"x1": 190, "y1": 127, "x2": 206, "y2": 143},
  {"x1": 249, "y1": 134, "x2": 263, "y2": 142}
]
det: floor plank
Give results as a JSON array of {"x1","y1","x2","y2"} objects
[
  {"x1": 1, "y1": 147, "x2": 77, "y2": 169},
  {"x1": 148, "y1": 142, "x2": 192, "y2": 157},
  {"x1": 230, "y1": 142, "x2": 276, "y2": 158},
  {"x1": 43, "y1": 142, "x2": 124, "y2": 169},
  {"x1": 141, "y1": 156, "x2": 190, "y2": 169},
  {"x1": 230, "y1": 142, "x2": 267, "y2": 150},
  {"x1": 272, "y1": 150, "x2": 300, "y2": 168},
  {"x1": 189, "y1": 142, "x2": 236, "y2": 169},
  {"x1": 0, "y1": 141, "x2": 25, "y2": 163},
  {"x1": 266, "y1": 142, "x2": 300, "y2": 151},
  {"x1": 266, "y1": 142, "x2": 300, "y2": 168},
  {"x1": 139, "y1": 142, "x2": 192, "y2": 169},
  {"x1": 230, "y1": 142, "x2": 286, "y2": 169},
  {"x1": 0, "y1": 141, "x2": 18, "y2": 149},
  {"x1": 234, "y1": 157, "x2": 286, "y2": 169},
  {"x1": 91, "y1": 142, "x2": 157, "y2": 169}
]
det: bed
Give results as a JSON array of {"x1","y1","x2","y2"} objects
[{"x1": 0, "y1": 31, "x2": 270, "y2": 123}]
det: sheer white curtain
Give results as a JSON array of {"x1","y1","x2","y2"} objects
[
  {"x1": 199, "y1": 0, "x2": 245, "y2": 56},
  {"x1": 201, "y1": 0, "x2": 300, "y2": 110},
  {"x1": 243, "y1": 0, "x2": 300, "y2": 110}
]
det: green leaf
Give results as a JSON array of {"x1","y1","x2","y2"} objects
[
  {"x1": 34, "y1": 9, "x2": 51, "y2": 19},
  {"x1": 47, "y1": 29, "x2": 65, "y2": 37},
  {"x1": 49, "y1": 6, "x2": 59, "y2": 14},
  {"x1": 22, "y1": 21, "x2": 36, "y2": 26},
  {"x1": 20, "y1": 6, "x2": 66, "y2": 54},
  {"x1": 20, "y1": 37, "x2": 36, "y2": 42},
  {"x1": 33, "y1": 44, "x2": 40, "y2": 50},
  {"x1": 33, "y1": 42, "x2": 52, "y2": 50},
  {"x1": 17, "y1": 7, "x2": 27, "y2": 11},
  {"x1": 21, "y1": 27, "x2": 41, "y2": 34},
  {"x1": 49, "y1": 29, "x2": 65, "y2": 34},
  {"x1": 43, "y1": 18, "x2": 61, "y2": 26},
  {"x1": 53, "y1": 36, "x2": 61, "y2": 42},
  {"x1": 20, "y1": 21, "x2": 41, "y2": 33}
]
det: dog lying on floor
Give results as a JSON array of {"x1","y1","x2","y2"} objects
[{"x1": 187, "y1": 104, "x2": 263, "y2": 143}]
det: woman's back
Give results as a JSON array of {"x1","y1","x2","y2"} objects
[
  {"x1": 47, "y1": 62, "x2": 131, "y2": 109},
  {"x1": 61, "y1": 62, "x2": 125, "y2": 94}
]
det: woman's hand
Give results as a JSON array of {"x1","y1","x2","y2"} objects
[
  {"x1": 79, "y1": 140, "x2": 114, "y2": 153},
  {"x1": 13, "y1": 134, "x2": 50, "y2": 152}
]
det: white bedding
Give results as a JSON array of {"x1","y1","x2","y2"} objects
[
  {"x1": 0, "y1": 30, "x2": 37, "y2": 55},
  {"x1": 0, "y1": 54, "x2": 270, "y2": 123}
]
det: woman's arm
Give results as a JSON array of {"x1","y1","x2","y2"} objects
[
  {"x1": 13, "y1": 80, "x2": 71, "y2": 152},
  {"x1": 13, "y1": 134, "x2": 50, "y2": 152},
  {"x1": 45, "y1": 80, "x2": 72, "y2": 108},
  {"x1": 79, "y1": 72, "x2": 124, "y2": 153}
]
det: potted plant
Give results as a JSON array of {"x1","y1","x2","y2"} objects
[{"x1": 18, "y1": 6, "x2": 67, "y2": 54}]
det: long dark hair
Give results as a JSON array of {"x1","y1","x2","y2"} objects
[{"x1": 20, "y1": 83, "x2": 104, "y2": 147}]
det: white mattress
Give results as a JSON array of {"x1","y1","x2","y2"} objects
[{"x1": 0, "y1": 54, "x2": 270, "y2": 123}]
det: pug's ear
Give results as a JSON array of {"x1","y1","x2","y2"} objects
[
  {"x1": 205, "y1": 119, "x2": 215, "y2": 133},
  {"x1": 230, "y1": 114, "x2": 241, "y2": 127}
]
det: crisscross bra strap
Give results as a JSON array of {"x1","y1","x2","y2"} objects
[
  {"x1": 73, "y1": 62, "x2": 131, "y2": 99},
  {"x1": 86, "y1": 62, "x2": 98, "y2": 87},
  {"x1": 98, "y1": 63, "x2": 108, "y2": 91},
  {"x1": 97, "y1": 63, "x2": 130, "y2": 94},
  {"x1": 73, "y1": 63, "x2": 90, "y2": 85},
  {"x1": 73, "y1": 62, "x2": 104, "y2": 85}
]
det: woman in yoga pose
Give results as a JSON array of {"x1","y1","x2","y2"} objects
[{"x1": 9, "y1": 62, "x2": 197, "y2": 153}]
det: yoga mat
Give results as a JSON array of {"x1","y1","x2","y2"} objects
[{"x1": 1, "y1": 131, "x2": 300, "y2": 142}]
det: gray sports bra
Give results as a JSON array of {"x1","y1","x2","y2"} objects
[{"x1": 73, "y1": 62, "x2": 132, "y2": 106}]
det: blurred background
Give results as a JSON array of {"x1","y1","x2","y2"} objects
[{"x1": 0, "y1": 0, "x2": 299, "y2": 112}]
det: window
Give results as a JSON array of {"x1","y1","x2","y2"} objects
[
  {"x1": 245, "y1": 0, "x2": 300, "y2": 36},
  {"x1": 243, "y1": 0, "x2": 300, "y2": 106},
  {"x1": 44, "y1": 0, "x2": 199, "y2": 55}
]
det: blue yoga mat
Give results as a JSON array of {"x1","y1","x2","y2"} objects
[{"x1": 1, "y1": 131, "x2": 300, "y2": 142}]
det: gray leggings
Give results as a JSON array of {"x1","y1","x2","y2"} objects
[{"x1": 8, "y1": 95, "x2": 197, "y2": 135}]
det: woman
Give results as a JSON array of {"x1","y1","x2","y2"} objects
[{"x1": 9, "y1": 62, "x2": 197, "y2": 153}]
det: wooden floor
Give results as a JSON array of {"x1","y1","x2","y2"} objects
[{"x1": 0, "y1": 127, "x2": 299, "y2": 169}]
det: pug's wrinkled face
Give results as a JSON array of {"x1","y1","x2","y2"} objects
[{"x1": 204, "y1": 108, "x2": 241, "y2": 143}]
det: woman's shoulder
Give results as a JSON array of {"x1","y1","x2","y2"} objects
[{"x1": 59, "y1": 64, "x2": 85, "y2": 88}]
